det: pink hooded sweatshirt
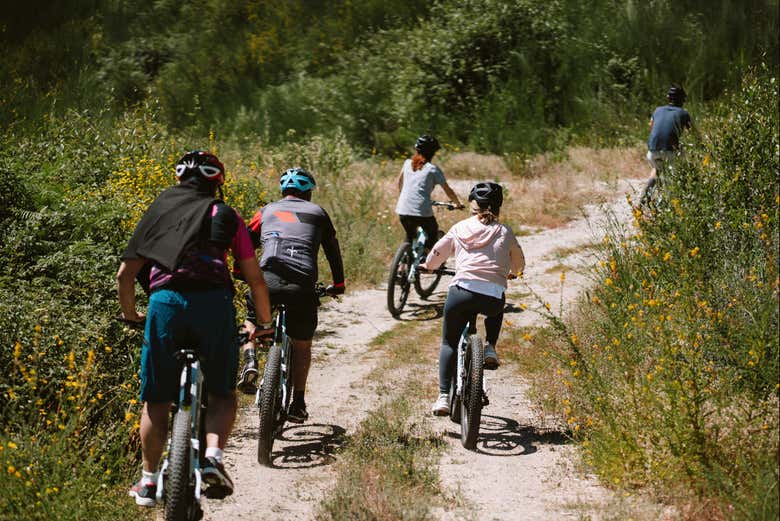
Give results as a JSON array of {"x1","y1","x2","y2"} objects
[{"x1": 424, "y1": 215, "x2": 525, "y2": 289}]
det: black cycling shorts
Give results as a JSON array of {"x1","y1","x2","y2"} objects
[{"x1": 245, "y1": 270, "x2": 318, "y2": 340}]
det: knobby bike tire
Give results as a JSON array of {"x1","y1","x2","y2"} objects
[
  {"x1": 414, "y1": 265, "x2": 443, "y2": 299},
  {"x1": 166, "y1": 408, "x2": 194, "y2": 521},
  {"x1": 387, "y1": 242, "x2": 412, "y2": 317},
  {"x1": 448, "y1": 374, "x2": 461, "y2": 424},
  {"x1": 460, "y1": 335, "x2": 484, "y2": 450},
  {"x1": 258, "y1": 343, "x2": 282, "y2": 466}
]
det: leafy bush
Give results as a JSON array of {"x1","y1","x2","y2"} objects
[{"x1": 539, "y1": 70, "x2": 779, "y2": 518}]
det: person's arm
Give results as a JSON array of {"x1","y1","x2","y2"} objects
[
  {"x1": 237, "y1": 257, "x2": 273, "y2": 332},
  {"x1": 321, "y1": 212, "x2": 346, "y2": 294},
  {"x1": 419, "y1": 232, "x2": 454, "y2": 271},
  {"x1": 510, "y1": 238, "x2": 526, "y2": 277},
  {"x1": 117, "y1": 258, "x2": 147, "y2": 322},
  {"x1": 396, "y1": 169, "x2": 404, "y2": 193},
  {"x1": 440, "y1": 182, "x2": 464, "y2": 208}
]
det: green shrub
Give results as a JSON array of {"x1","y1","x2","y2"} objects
[{"x1": 542, "y1": 69, "x2": 779, "y2": 517}]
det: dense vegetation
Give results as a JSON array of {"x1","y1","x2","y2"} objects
[
  {"x1": 3, "y1": 0, "x2": 778, "y2": 152},
  {"x1": 526, "y1": 70, "x2": 778, "y2": 519},
  {"x1": 0, "y1": 1, "x2": 777, "y2": 519}
]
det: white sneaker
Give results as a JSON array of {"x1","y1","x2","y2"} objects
[{"x1": 431, "y1": 393, "x2": 449, "y2": 416}]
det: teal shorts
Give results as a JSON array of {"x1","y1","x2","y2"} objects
[{"x1": 140, "y1": 288, "x2": 238, "y2": 402}]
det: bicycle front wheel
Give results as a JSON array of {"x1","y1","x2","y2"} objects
[
  {"x1": 387, "y1": 242, "x2": 412, "y2": 318},
  {"x1": 414, "y1": 265, "x2": 443, "y2": 299},
  {"x1": 166, "y1": 409, "x2": 194, "y2": 521},
  {"x1": 258, "y1": 343, "x2": 282, "y2": 466},
  {"x1": 460, "y1": 335, "x2": 484, "y2": 450}
]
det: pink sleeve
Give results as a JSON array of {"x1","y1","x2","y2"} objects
[
  {"x1": 425, "y1": 232, "x2": 454, "y2": 269},
  {"x1": 230, "y1": 212, "x2": 256, "y2": 261}
]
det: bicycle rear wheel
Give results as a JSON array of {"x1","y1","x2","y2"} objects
[
  {"x1": 448, "y1": 373, "x2": 461, "y2": 424},
  {"x1": 387, "y1": 242, "x2": 412, "y2": 317},
  {"x1": 166, "y1": 409, "x2": 194, "y2": 521},
  {"x1": 460, "y1": 335, "x2": 484, "y2": 450},
  {"x1": 258, "y1": 343, "x2": 282, "y2": 466}
]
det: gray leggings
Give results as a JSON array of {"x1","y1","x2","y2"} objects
[{"x1": 439, "y1": 285, "x2": 504, "y2": 393}]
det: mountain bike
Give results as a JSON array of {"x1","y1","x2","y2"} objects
[
  {"x1": 117, "y1": 318, "x2": 214, "y2": 521},
  {"x1": 256, "y1": 283, "x2": 334, "y2": 466},
  {"x1": 386, "y1": 201, "x2": 457, "y2": 317},
  {"x1": 417, "y1": 269, "x2": 489, "y2": 450}
]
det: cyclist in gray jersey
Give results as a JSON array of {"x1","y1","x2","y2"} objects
[
  {"x1": 396, "y1": 134, "x2": 463, "y2": 249},
  {"x1": 237, "y1": 168, "x2": 345, "y2": 423}
]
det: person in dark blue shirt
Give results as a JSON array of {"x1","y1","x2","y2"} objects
[{"x1": 641, "y1": 85, "x2": 692, "y2": 205}]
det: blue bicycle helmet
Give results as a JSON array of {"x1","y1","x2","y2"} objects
[{"x1": 279, "y1": 167, "x2": 316, "y2": 194}]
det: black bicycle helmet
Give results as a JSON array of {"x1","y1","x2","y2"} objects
[
  {"x1": 414, "y1": 134, "x2": 440, "y2": 157},
  {"x1": 468, "y1": 182, "x2": 503, "y2": 211},
  {"x1": 175, "y1": 150, "x2": 225, "y2": 185},
  {"x1": 666, "y1": 84, "x2": 687, "y2": 106}
]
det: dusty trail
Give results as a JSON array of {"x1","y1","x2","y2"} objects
[
  {"x1": 199, "y1": 178, "x2": 651, "y2": 520},
  {"x1": 431, "y1": 178, "x2": 644, "y2": 521}
]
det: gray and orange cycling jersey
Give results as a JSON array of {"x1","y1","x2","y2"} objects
[{"x1": 247, "y1": 196, "x2": 344, "y2": 287}]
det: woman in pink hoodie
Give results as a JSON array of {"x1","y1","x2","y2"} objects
[{"x1": 419, "y1": 182, "x2": 525, "y2": 416}]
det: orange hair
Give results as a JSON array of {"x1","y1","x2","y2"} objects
[{"x1": 411, "y1": 152, "x2": 428, "y2": 171}]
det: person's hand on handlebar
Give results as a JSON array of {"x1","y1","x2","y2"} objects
[
  {"x1": 117, "y1": 313, "x2": 146, "y2": 329},
  {"x1": 247, "y1": 322, "x2": 275, "y2": 343},
  {"x1": 326, "y1": 282, "x2": 345, "y2": 296}
]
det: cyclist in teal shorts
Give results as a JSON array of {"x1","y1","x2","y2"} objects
[{"x1": 117, "y1": 150, "x2": 273, "y2": 506}]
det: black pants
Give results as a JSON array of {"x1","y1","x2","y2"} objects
[
  {"x1": 439, "y1": 285, "x2": 504, "y2": 393},
  {"x1": 399, "y1": 215, "x2": 439, "y2": 249}
]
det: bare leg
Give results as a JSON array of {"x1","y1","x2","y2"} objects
[
  {"x1": 291, "y1": 339, "x2": 313, "y2": 391},
  {"x1": 205, "y1": 392, "x2": 238, "y2": 450},
  {"x1": 140, "y1": 401, "x2": 171, "y2": 472}
]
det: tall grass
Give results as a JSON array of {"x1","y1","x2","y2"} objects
[{"x1": 528, "y1": 70, "x2": 779, "y2": 519}]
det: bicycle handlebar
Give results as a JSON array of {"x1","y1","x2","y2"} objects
[
  {"x1": 432, "y1": 201, "x2": 462, "y2": 211},
  {"x1": 115, "y1": 316, "x2": 145, "y2": 330}
]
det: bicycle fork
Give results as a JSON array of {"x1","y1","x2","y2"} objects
[{"x1": 456, "y1": 324, "x2": 490, "y2": 405}]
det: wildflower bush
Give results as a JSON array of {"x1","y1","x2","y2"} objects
[{"x1": 538, "y1": 70, "x2": 779, "y2": 518}]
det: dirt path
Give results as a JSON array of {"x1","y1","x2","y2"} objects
[
  {"x1": 201, "y1": 178, "x2": 650, "y2": 521},
  {"x1": 431, "y1": 178, "x2": 644, "y2": 521}
]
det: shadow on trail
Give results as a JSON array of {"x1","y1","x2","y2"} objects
[
  {"x1": 269, "y1": 423, "x2": 347, "y2": 469},
  {"x1": 445, "y1": 415, "x2": 570, "y2": 457}
]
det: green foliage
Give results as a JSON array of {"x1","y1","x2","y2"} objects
[
  {"x1": 542, "y1": 70, "x2": 779, "y2": 517},
  {"x1": 2, "y1": 1, "x2": 777, "y2": 151}
]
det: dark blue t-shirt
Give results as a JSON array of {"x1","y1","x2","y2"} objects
[{"x1": 648, "y1": 105, "x2": 691, "y2": 151}]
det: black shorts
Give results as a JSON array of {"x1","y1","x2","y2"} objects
[
  {"x1": 399, "y1": 215, "x2": 439, "y2": 249},
  {"x1": 245, "y1": 271, "x2": 318, "y2": 340}
]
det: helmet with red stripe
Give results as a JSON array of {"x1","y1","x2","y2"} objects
[{"x1": 175, "y1": 150, "x2": 226, "y2": 185}]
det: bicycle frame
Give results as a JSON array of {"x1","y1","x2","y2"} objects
[
  {"x1": 156, "y1": 350, "x2": 205, "y2": 504},
  {"x1": 406, "y1": 226, "x2": 428, "y2": 284}
]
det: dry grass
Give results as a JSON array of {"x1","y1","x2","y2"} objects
[{"x1": 438, "y1": 146, "x2": 646, "y2": 231}]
